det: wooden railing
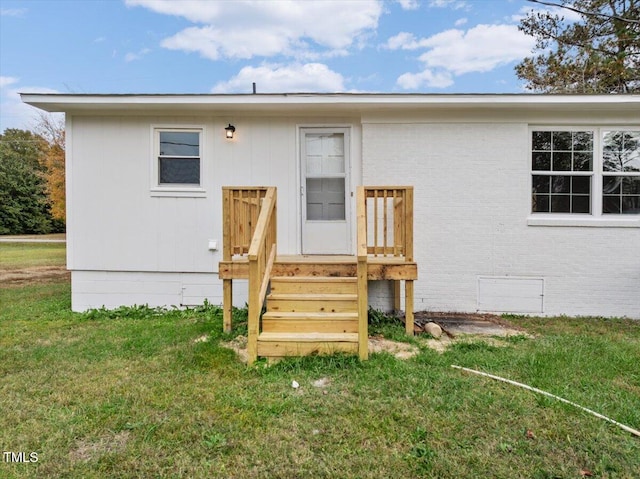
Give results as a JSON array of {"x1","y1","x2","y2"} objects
[
  {"x1": 362, "y1": 187, "x2": 414, "y2": 260},
  {"x1": 221, "y1": 187, "x2": 276, "y2": 341},
  {"x1": 246, "y1": 187, "x2": 277, "y2": 364},
  {"x1": 222, "y1": 187, "x2": 270, "y2": 257},
  {"x1": 357, "y1": 186, "x2": 414, "y2": 338}
]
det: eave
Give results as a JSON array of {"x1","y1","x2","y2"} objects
[{"x1": 20, "y1": 92, "x2": 640, "y2": 117}]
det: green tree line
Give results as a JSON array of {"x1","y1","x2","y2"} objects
[{"x1": 0, "y1": 121, "x2": 66, "y2": 235}]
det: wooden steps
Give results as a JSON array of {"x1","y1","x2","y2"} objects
[
  {"x1": 257, "y1": 276, "x2": 360, "y2": 358},
  {"x1": 257, "y1": 332, "x2": 359, "y2": 357},
  {"x1": 261, "y1": 312, "x2": 359, "y2": 333}
]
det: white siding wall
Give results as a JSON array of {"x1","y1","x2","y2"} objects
[
  {"x1": 362, "y1": 121, "x2": 640, "y2": 318},
  {"x1": 68, "y1": 114, "x2": 360, "y2": 311}
]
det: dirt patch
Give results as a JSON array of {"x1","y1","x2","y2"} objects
[
  {"x1": 220, "y1": 335, "x2": 419, "y2": 363},
  {"x1": 221, "y1": 335, "x2": 249, "y2": 364},
  {"x1": 219, "y1": 313, "x2": 533, "y2": 362},
  {"x1": 368, "y1": 336, "x2": 420, "y2": 359},
  {"x1": 69, "y1": 431, "x2": 130, "y2": 463},
  {"x1": 0, "y1": 266, "x2": 69, "y2": 287}
]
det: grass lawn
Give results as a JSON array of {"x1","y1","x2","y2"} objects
[
  {"x1": 1, "y1": 245, "x2": 639, "y2": 478},
  {"x1": 0, "y1": 242, "x2": 66, "y2": 269}
]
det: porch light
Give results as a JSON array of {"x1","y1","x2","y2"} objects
[{"x1": 225, "y1": 124, "x2": 236, "y2": 139}]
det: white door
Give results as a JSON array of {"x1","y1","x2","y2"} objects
[{"x1": 300, "y1": 128, "x2": 351, "y2": 254}]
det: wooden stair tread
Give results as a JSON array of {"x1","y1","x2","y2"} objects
[
  {"x1": 259, "y1": 332, "x2": 358, "y2": 342},
  {"x1": 262, "y1": 311, "x2": 358, "y2": 319},
  {"x1": 267, "y1": 293, "x2": 357, "y2": 300},
  {"x1": 271, "y1": 276, "x2": 357, "y2": 282}
]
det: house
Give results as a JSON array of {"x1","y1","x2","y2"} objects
[{"x1": 22, "y1": 93, "x2": 640, "y2": 360}]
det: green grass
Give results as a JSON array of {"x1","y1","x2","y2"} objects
[
  {"x1": 0, "y1": 242, "x2": 66, "y2": 269},
  {"x1": 1, "y1": 244, "x2": 639, "y2": 478}
]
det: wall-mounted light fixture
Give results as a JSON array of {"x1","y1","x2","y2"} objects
[{"x1": 225, "y1": 124, "x2": 236, "y2": 139}]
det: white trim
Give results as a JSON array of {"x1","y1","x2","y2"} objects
[
  {"x1": 527, "y1": 216, "x2": 640, "y2": 227},
  {"x1": 21, "y1": 92, "x2": 640, "y2": 109},
  {"x1": 298, "y1": 126, "x2": 353, "y2": 254},
  {"x1": 65, "y1": 115, "x2": 74, "y2": 270},
  {"x1": 149, "y1": 125, "x2": 206, "y2": 197},
  {"x1": 149, "y1": 187, "x2": 207, "y2": 198}
]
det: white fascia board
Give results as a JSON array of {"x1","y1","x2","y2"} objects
[{"x1": 20, "y1": 92, "x2": 640, "y2": 115}]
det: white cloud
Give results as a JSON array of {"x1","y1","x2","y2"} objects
[
  {"x1": 0, "y1": 81, "x2": 61, "y2": 132},
  {"x1": 417, "y1": 24, "x2": 535, "y2": 75},
  {"x1": 385, "y1": 32, "x2": 423, "y2": 51},
  {"x1": 211, "y1": 63, "x2": 346, "y2": 93},
  {"x1": 428, "y1": 0, "x2": 468, "y2": 9},
  {"x1": 454, "y1": 17, "x2": 468, "y2": 26},
  {"x1": 124, "y1": 48, "x2": 151, "y2": 62},
  {"x1": 0, "y1": 8, "x2": 27, "y2": 17},
  {"x1": 397, "y1": 70, "x2": 453, "y2": 89},
  {"x1": 389, "y1": 23, "x2": 535, "y2": 90},
  {"x1": 396, "y1": 0, "x2": 420, "y2": 10},
  {"x1": 0, "y1": 76, "x2": 19, "y2": 88},
  {"x1": 127, "y1": 0, "x2": 383, "y2": 60}
]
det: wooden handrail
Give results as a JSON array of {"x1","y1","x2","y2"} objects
[
  {"x1": 246, "y1": 187, "x2": 277, "y2": 364},
  {"x1": 356, "y1": 186, "x2": 369, "y2": 360}
]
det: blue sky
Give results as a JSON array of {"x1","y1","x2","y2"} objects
[{"x1": 0, "y1": 0, "x2": 567, "y2": 131}]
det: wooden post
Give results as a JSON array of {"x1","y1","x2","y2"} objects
[
  {"x1": 222, "y1": 188, "x2": 233, "y2": 332},
  {"x1": 404, "y1": 187, "x2": 414, "y2": 336},
  {"x1": 247, "y1": 253, "x2": 260, "y2": 365},
  {"x1": 405, "y1": 280, "x2": 414, "y2": 336},
  {"x1": 405, "y1": 187, "x2": 414, "y2": 262},
  {"x1": 357, "y1": 257, "x2": 368, "y2": 360},
  {"x1": 393, "y1": 280, "x2": 401, "y2": 311},
  {"x1": 356, "y1": 186, "x2": 369, "y2": 360},
  {"x1": 223, "y1": 280, "x2": 233, "y2": 333}
]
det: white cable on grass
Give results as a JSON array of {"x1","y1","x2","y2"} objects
[{"x1": 451, "y1": 365, "x2": 640, "y2": 438}]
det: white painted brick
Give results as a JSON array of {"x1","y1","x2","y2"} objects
[{"x1": 363, "y1": 122, "x2": 640, "y2": 319}]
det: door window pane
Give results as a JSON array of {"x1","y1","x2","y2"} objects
[
  {"x1": 306, "y1": 178, "x2": 345, "y2": 221},
  {"x1": 305, "y1": 134, "x2": 345, "y2": 175}
]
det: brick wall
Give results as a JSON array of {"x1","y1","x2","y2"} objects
[{"x1": 362, "y1": 122, "x2": 640, "y2": 318}]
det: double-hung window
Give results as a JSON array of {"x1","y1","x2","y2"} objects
[
  {"x1": 531, "y1": 127, "x2": 640, "y2": 220},
  {"x1": 151, "y1": 127, "x2": 205, "y2": 197}
]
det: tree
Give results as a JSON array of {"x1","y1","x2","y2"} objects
[
  {"x1": 0, "y1": 129, "x2": 54, "y2": 235},
  {"x1": 516, "y1": 0, "x2": 640, "y2": 93},
  {"x1": 35, "y1": 113, "x2": 66, "y2": 223}
]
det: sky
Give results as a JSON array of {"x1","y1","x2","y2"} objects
[{"x1": 0, "y1": 0, "x2": 574, "y2": 132}]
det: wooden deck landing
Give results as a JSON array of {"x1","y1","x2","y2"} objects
[{"x1": 219, "y1": 255, "x2": 417, "y2": 281}]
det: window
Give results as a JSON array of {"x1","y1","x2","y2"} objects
[
  {"x1": 531, "y1": 128, "x2": 640, "y2": 218},
  {"x1": 532, "y1": 130, "x2": 593, "y2": 214},
  {"x1": 151, "y1": 127, "x2": 204, "y2": 196},
  {"x1": 158, "y1": 129, "x2": 200, "y2": 185}
]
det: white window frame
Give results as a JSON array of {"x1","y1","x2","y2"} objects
[
  {"x1": 150, "y1": 126, "x2": 206, "y2": 198},
  {"x1": 528, "y1": 126, "x2": 640, "y2": 228}
]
